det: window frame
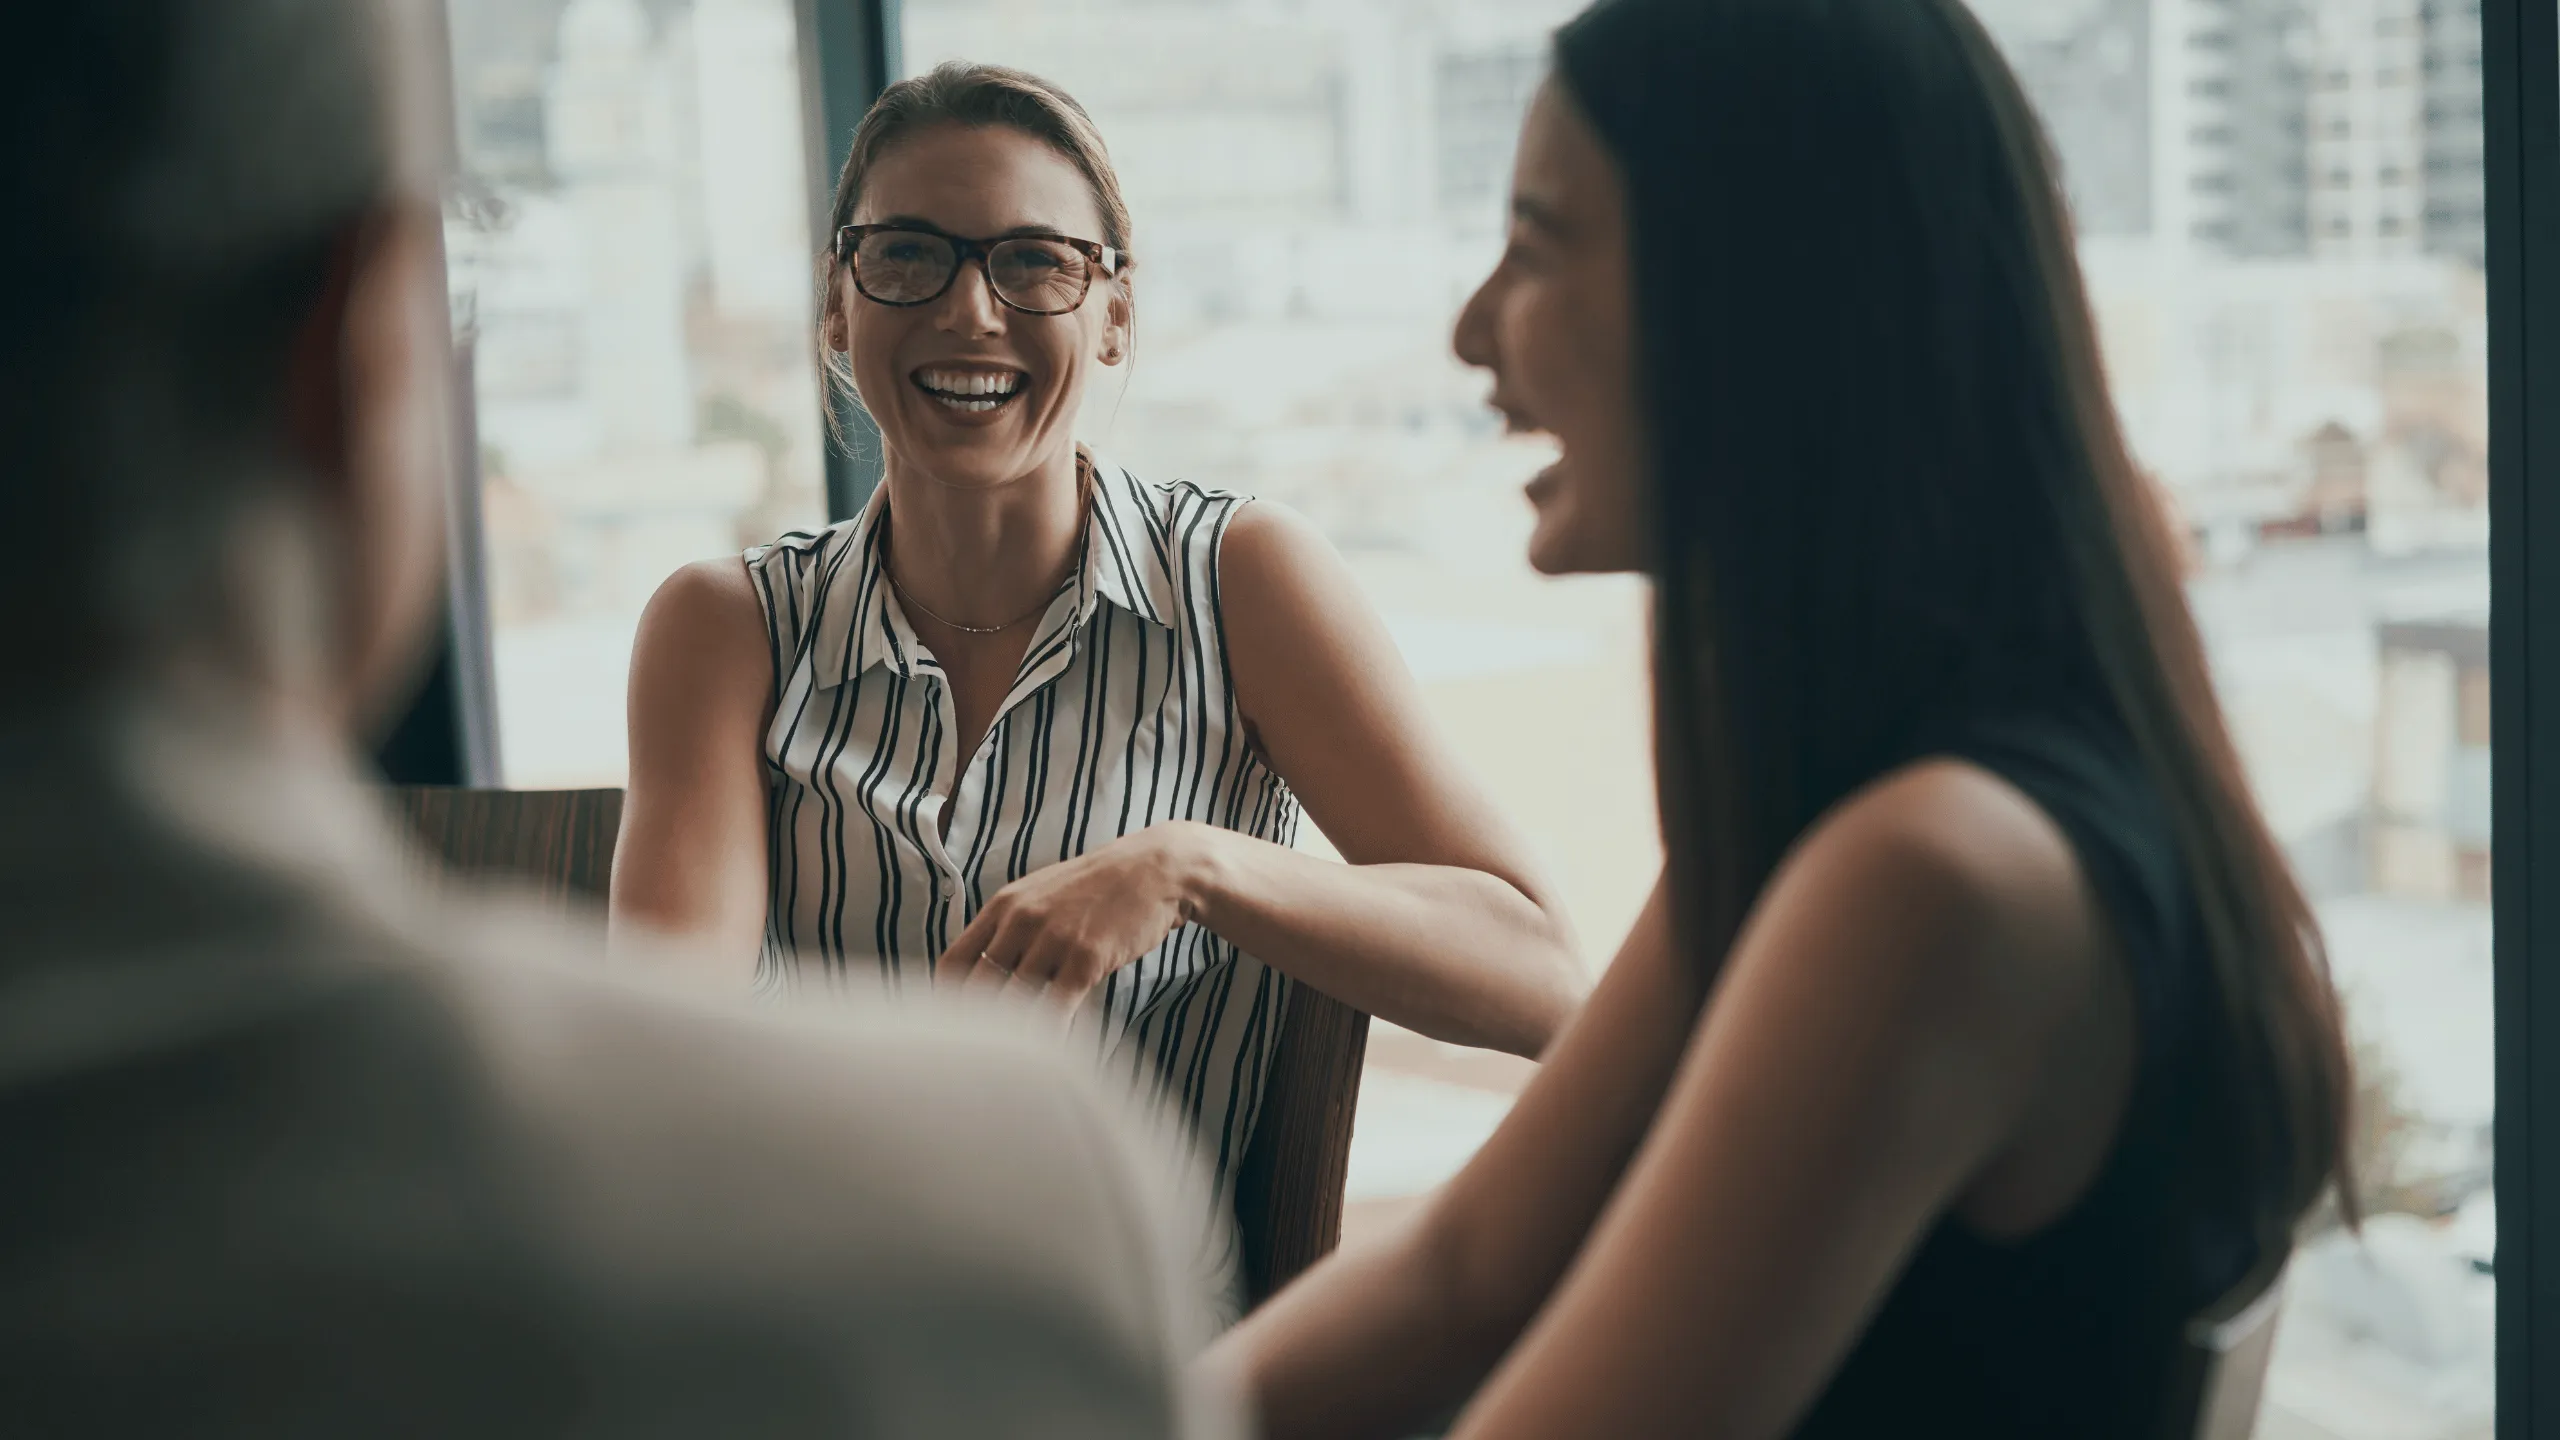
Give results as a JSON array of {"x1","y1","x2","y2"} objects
[
  {"x1": 380, "y1": 0, "x2": 501, "y2": 786},
  {"x1": 2484, "y1": 0, "x2": 2557, "y2": 1429},
  {"x1": 799, "y1": 0, "x2": 902, "y2": 523}
]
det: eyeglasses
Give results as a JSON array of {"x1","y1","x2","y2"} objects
[{"x1": 834, "y1": 223, "x2": 1126, "y2": 317}]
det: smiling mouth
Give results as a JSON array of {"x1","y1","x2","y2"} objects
[{"x1": 913, "y1": 366, "x2": 1027, "y2": 414}]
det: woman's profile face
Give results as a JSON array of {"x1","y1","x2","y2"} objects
[
  {"x1": 1454, "y1": 80, "x2": 1649, "y2": 576},
  {"x1": 828, "y1": 122, "x2": 1130, "y2": 491}
]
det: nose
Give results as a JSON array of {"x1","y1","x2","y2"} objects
[
  {"x1": 932, "y1": 254, "x2": 1007, "y2": 338},
  {"x1": 1452, "y1": 268, "x2": 1499, "y2": 373}
]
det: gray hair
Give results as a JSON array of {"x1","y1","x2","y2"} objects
[{"x1": 1, "y1": 0, "x2": 411, "y2": 708}]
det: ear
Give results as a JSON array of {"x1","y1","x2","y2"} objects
[
  {"x1": 1099, "y1": 274, "x2": 1133, "y2": 366},
  {"x1": 279, "y1": 220, "x2": 375, "y2": 504},
  {"x1": 273, "y1": 206, "x2": 453, "y2": 736},
  {"x1": 818, "y1": 259, "x2": 859, "y2": 352}
]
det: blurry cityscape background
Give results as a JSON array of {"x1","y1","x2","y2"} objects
[{"x1": 441, "y1": 2, "x2": 2492, "y2": 1434}]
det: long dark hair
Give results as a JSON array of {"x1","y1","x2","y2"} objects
[{"x1": 1553, "y1": 0, "x2": 2353, "y2": 1245}]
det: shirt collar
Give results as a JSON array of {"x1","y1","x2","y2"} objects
[
  {"x1": 810, "y1": 450, "x2": 1179, "y2": 691},
  {"x1": 1079, "y1": 452, "x2": 1178, "y2": 631}
]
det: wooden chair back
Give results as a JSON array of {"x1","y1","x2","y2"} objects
[
  {"x1": 392, "y1": 785, "x2": 622, "y2": 905},
  {"x1": 1234, "y1": 988, "x2": 1372, "y2": 1304},
  {"x1": 387, "y1": 785, "x2": 1369, "y2": 1308},
  {"x1": 2160, "y1": 1255, "x2": 2289, "y2": 1440}
]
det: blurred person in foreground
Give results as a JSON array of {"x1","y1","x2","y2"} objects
[
  {"x1": 0, "y1": 3, "x2": 1236, "y2": 1435},
  {"x1": 1209, "y1": 0, "x2": 2356, "y2": 1435}
]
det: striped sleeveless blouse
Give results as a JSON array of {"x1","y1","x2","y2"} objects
[{"x1": 744, "y1": 455, "x2": 1302, "y2": 1199}]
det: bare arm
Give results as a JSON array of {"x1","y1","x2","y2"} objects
[
  {"x1": 1216, "y1": 763, "x2": 2123, "y2": 1440},
  {"x1": 1202, "y1": 501, "x2": 1587, "y2": 1056},
  {"x1": 1448, "y1": 763, "x2": 2113, "y2": 1438},
  {"x1": 1208, "y1": 877, "x2": 1702, "y2": 1440},
  {"x1": 609, "y1": 557, "x2": 775, "y2": 976},
  {"x1": 940, "y1": 502, "x2": 1587, "y2": 1057}
]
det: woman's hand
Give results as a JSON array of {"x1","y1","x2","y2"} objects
[{"x1": 935, "y1": 822, "x2": 1220, "y2": 1011}]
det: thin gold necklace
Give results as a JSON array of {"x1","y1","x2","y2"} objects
[
  {"x1": 885, "y1": 452, "x2": 1094, "y2": 635},
  {"x1": 888, "y1": 568, "x2": 1066, "y2": 634}
]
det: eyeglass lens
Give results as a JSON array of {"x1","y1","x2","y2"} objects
[{"x1": 854, "y1": 231, "x2": 1092, "y2": 314}]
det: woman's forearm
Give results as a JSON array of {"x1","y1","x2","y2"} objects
[
  {"x1": 606, "y1": 885, "x2": 764, "y2": 979},
  {"x1": 1211, "y1": 1201, "x2": 1505, "y2": 1440},
  {"x1": 1167, "y1": 822, "x2": 1584, "y2": 1057},
  {"x1": 1221, "y1": 886, "x2": 1701, "y2": 1440}
]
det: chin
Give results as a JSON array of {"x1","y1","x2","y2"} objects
[
  {"x1": 1526, "y1": 538, "x2": 1578, "y2": 577},
  {"x1": 895, "y1": 432, "x2": 1033, "y2": 490},
  {"x1": 1525, "y1": 512, "x2": 1598, "y2": 577},
  {"x1": 1527, "y1": 520, "x2": 1646, "y2": 577}
]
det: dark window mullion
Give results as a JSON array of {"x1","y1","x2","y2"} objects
[
  {"x1": 2484, "y1": 0, "x2": 2557, "y2": 1431},
  {"x1": 797, "y1": 0, "x2": 903, "y2": 524},
  {"x1": 378, "y1": 0, "x2": 500, "y2": 787}
]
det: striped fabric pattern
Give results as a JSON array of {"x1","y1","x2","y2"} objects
[{"x1": 745, "y1": 455, "x2": 1301, "y2": 1199}]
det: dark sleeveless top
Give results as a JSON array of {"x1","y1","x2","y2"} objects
[{"x1": 1792, "y1": 707, "x2": 2264, "y2": 1438}]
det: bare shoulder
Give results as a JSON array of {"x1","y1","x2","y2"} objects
[
  {"x1": 1817, "y1": 760, "x2": 2086, "y2": 907},
  {"x1": 630, "y1": 556, "x2": 770, "y2": 698},
  {"x1": 638, "y1": 556, "x2": 764, "y2": 650},
  {"x1": 1758, "y1": 759, "x2": 2108, "y2": 1029},
  {"x1": 1214, "y1": 498, "x2": 1395, "y2": 655},
  {"x1": 1209, "y1": 499, "x2": 1435, "y2": 771},
  {"x1": 1216, "y1": 498, "x2": 1349, "y2": 609}
]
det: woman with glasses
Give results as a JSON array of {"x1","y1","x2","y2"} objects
[
  {"x1": 1208, "y1": 0, "x2": 2355, "y2": 1434},
  {"x1": 612, "y1": 62, "x2": 1586, "y2": 1224}
]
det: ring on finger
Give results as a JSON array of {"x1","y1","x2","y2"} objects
[{"x1": 981, "y1": 949, "x2": 1014, "y2": 974}]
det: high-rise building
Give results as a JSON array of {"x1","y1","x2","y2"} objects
[
  {"x1": 2183, "y1": 0, "x2": 2315, "y2": 256},
  {"x1": 2306, "y1": 0, "x2": 2429, "y2": 259},
  {"x1": 1985, "y1": 0, "x2": 2479, "y2": 268},
  {"x1": 1974, "y1": 0, "x2": 2155, "y2": 238},
  {"x1": 2420, "y1": 0, "x2": 2486, "y2": 265},
  {"x1": 1434, "y1": 42, "x2": 1545, "y2": 228},
  {"x1": 546, "y1": 0, "x2": 694, "y2": 454}
]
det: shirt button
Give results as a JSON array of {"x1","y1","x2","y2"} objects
[{"x1": 941, "y1": 877, "x2": 958, "y2": 898}]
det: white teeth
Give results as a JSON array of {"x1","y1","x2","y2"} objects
[{"x1": 919, "y1": 369, "x2": 1021, "y2": 396}]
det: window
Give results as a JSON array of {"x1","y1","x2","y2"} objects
[
  {"x1": 412, "y1": 0, "x2": 2541, "y2": 1429},
  {"x1": 2018, "y1": 0, "x2": 2493, "y2": 1426},
  {"x1": 443, "y1": 0, "x2": 830, "y2": 786},
  {"x1": 1438, "y1": 46, "x2": 1549, "y2": 218}
]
